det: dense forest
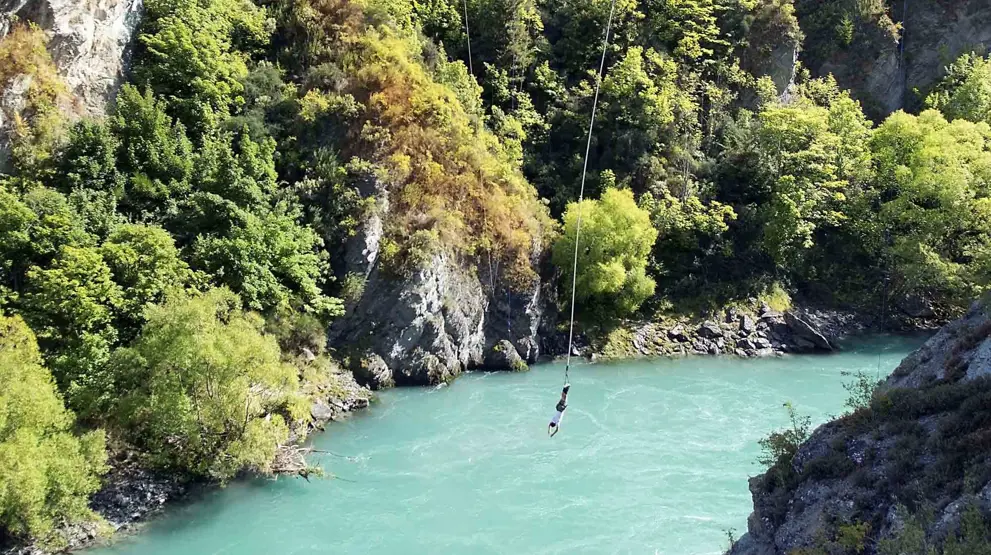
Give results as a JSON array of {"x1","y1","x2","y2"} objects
[{"x1": 1, "y1": 0, "x2": 990, "y2": 548}]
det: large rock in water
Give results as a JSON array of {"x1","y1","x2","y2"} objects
[
  {"x1": 483, "y1": 339, "x2": 527, "y2": 372},
  {"x1": 784, "y1": 311, "x2": 832, "y2": 351},
  {"x1": 330, "y1": 176, "x2": 546, "y2": 388},
  {"x1": 730, "y1": 299, "x2": 991, "y2": 554}
]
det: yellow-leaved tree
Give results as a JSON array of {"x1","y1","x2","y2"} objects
[{"x1": 0, "y1": 315, "x2": 107, "y2": 547}]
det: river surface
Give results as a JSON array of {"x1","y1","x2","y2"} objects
[{"x1": 87, "y1": 336, "x2": 926, "y2": 555}]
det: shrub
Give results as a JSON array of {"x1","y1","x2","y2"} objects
[
  {"x1": 552, "y1": 188, "x2": 658, "y2": 321},
  {"x1": 0, "y1": 315, "x2": 107, "y2": 547},
  {"x1": 842, "y1": 370, "x2": 881, "y2": 414},
  {"x1": 111, "y1": 289, "x2": 308, "y2": 481},
  {"x1": 340, "y1": 272, "x2": 366, "y2": 305},
  {"x1": 757, "y1": 402, "x2": 811, "y2": 487},
  {"x1": 0, "y1": 23, "x2": 70, "y2": 178}
]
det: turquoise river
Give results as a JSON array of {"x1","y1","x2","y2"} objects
[{"x1": 87, "y1": 336, "x2": 926, "y2": 555}]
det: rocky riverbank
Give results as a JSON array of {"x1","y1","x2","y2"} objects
[
  {"x1": 546, "y1": 305, "x2": 870, "y2": 362},
  {"x1": 728, "y1": 297, "x2": 991, "y2": 554}
]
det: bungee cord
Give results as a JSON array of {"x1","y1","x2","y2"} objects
[{"x1": 564, "y1": 0, "x2": 618, "y2": 385}]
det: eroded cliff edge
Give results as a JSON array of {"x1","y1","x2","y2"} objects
[{"x1": 730, "y1": 298, "x2": 991, "y2": 554}]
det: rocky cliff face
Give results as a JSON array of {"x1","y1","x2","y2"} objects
[
  {"x1": 792, "y1": 0, "x2": 991, "y2": 120},
  {"x1": 329, "y1": 177, "x2": 546, "y2": 389},
  {"x1": 739, "y1": 0, "x2": 802, "y2": 101},
  {"x1": 1, "y1": 0, "x2": 142, "y2": 115},
  {"x1": 729, "y1": 298, "x2": 991, "y2": 555}
]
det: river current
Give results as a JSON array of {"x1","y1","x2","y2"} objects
[{"x1": 87, "y1": 336, "x2": 925, "y2": 555}]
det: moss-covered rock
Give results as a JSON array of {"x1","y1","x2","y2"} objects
[{"x1": 483, "y1": 340, "x2": 529, "y2": 372}]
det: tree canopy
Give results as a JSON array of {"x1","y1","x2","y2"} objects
[
  {"x1": 111, "y1": 289, "x2": 307, "y2": 481},
  {"x1": 0, "y1": 315, "x2": 106, "y2": 547},
  {"x1": 553, "y1": 187, "x2": 657, "y2": 320}
]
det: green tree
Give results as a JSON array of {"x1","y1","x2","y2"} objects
[
  {"x1": 641, "y1": 0, "x2": 727, "y2": 61},
  {"x1": 110, "y1": 85, "x2": 194, "y2": 220},
  {"x1": 65, "y1": 188, "x2": 121, "y2": 240},
  {"x1": 134, "y1": 0, "x2": 271, "y2": 136},
  {"x1": 598, "y1": 46, "x2": 691, "y2": 194},
  {"x1": 867, "y1": 110, "x2": 991, "y2": 313},
  {"x1": 552, "y1": 187, "x2": 658, "y2": 320},
  {"x1": 876, "y1": 505, "x2": 937, "y2": 555},
  {"x1": 110, "y1": 288, "x2": 307, "y2": 480},
  {"x1": 55, "y1": 119, "x2": 125, "y2": 196},
  {"x1": 943, "y1": 503, "x2": 991, "y2": 555},
  {"x1": 753, "y1": 80, "x2": 873, "y2": 268},
  {"x1": 21, "y1": 246, "x2": 124, "y2": 410},
  {"x1": 53, "y1": 120, "x2": 126, "y2": 239},
  {"x1": 925, "y1": 52, "x2": 991, "y2": 125},
  {"x1": 0, "y1": 185, "x2": 37, "y2": 301},
  {"x1": 0, "y1": 186, "x2": 92, "y2": 302},
  {"x1": 100, "y1": 223, "x2": 194, "y2": 333},
  {"x1": 0, "y1": 315, "x2": 107, "y2": 547},
  {"x1": 191, "y1": 203, "x2": 340, "y2": 316},
  {"x1": 194, "y1": 129, "x2": 279, "y2": 212},
  {"x1": 18, "y1": 187, "x2": 93, "y2": 264},
  {"x1": 640, "y1": 190, "x2": 737, "y2": 299}
]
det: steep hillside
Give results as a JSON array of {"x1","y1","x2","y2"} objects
[
  {"x1": 0, "y1": 0, "x2": 141, "y2": 114},
  {"x1": 795, "y1": 0, "x2": 991, "y2": 120},
  {"x1": 730, "y1": 298, "x2": 991, "y2": 554}
]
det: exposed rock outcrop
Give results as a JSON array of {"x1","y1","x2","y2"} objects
[
  {"x1": 333, "y1": 250, "x2": 545, "y2": 387},
  {"x1": 729, "y1": 298, "x2": 991, "y2": 554},
  {"x1": 596, "y1": 306, "x2": 863, "y2": 360},
  {"x1": 0, "y1": 0, "x2": 141, "y2": 169},
  {"x1": 739, "y1": 0, "x2": 802, "y2": 101},
  {"x1": 1, "y1": 0, "x2": 143, "y2": 115},
  {"x1": 793, "y1": 0, "x2": 991, "y2": 119},
  {"x1": 331, "y1": 177, "x2": 546, "y2": 388}
]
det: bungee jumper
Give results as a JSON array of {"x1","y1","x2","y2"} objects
[
  {"x1": 547, "y1": 383, "x2": 570, "y2": 437},
  {"x1": 547, "y1": 0, "x2": 617, "y2": 437},
  {"x1": 460, "y1": 0, "x2": 616, "y2": 438}
]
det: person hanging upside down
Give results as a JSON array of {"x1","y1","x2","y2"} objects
[{"x1": 548, "y1": 383, "x2": 570, "y2": 437}]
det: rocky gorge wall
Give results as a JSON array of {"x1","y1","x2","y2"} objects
[
  {"x1": 0, "y1": 0, "x2": 142, "y2": 115},
  {"x1": 792, "y1": 0, "x2": 991, "y2": 120},
  {"x1": 729, "y1": 298, "x2": 991, "y2": 555},
  {"x1": 328, "y1": 176, "x2": 547, "y2": 389},
  {"x1": 0, "y1": 0, "x2": 142, "y2": 167}
]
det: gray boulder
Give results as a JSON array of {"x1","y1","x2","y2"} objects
[
  {"x1": 737, "y1": 338, "x2": 757, "y2": 351},
  {"x1": 739, "y1": 314, "x2": 755, "y2": 335},
  {"x1": 785, "y1": 312, "x2": 832, "y2": 351},
  {"x1": 352, "y1": 354, "x2": 394, "y2": 390},
  {"x1": 483, "y1": 340, "x2": 528, "y2": 372},
  {"x1": 310, "y1": 400, "x2": 335, "y2": 423},
  {"x1": 698, "y1": 321, "x2": 723, "y2": 339},
  {"x1": 668, "y1": 324, "x2": 689, "y2": 342}
]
